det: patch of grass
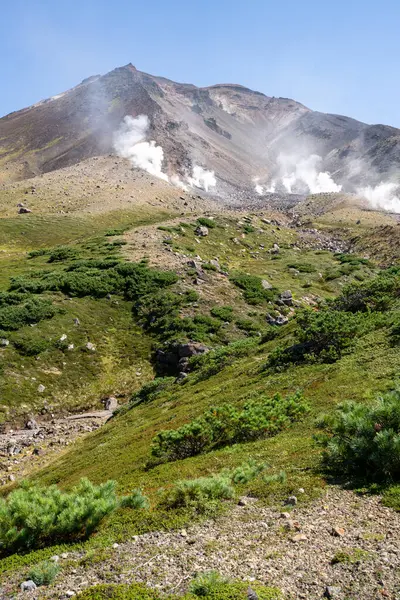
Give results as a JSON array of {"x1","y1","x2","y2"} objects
[{"x1": 331, "y1": 548, "x2": 371, "y2": 564}]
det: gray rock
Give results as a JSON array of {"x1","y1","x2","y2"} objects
[
  {"x1": 286, "y1": 495, "x2": 298, "y2": 506},
  {"x1": 26, "y1": 418, "x2": 38, "y2": 430},
  {"x1": 0, "y1": 338, "x2": 9, "y2": 347},
  {"x1": 37, "y1": 384, "x2": 46, "y2": 393},
  {"x1": 73, "y1": 318, "x2": 80, "y2": 326},
  {"x1": 247, "y1": 587, "x2": 258, "y2": 600},
  {"x1": 238, "y1": 497, "x2": 248, "y2": 506},
  {"x1": 104, "y1": 396, "x2": 118, "y2": 411},
  {"x1": 18, "y1": 207, "x2": 32, "y2": 214},
  {"x1": 261, "y1": 279, "x2": 273, "y2": 290},
  {"x1": 280, "y1": 290, "x2": 293, "y2": 305},
  {"x1": 270, "y1": 243, "x2": 280, "y2": 254},
  {"x1": 20, "y1": 580, "x2": 37, "y2": 591},
  {"x1": 324, "y1": 587, "x2": 342, "y2": 599},
  {"x1": 85, "y1": 342, "x2": 96, "y2": 351},
  {"x1": 195, "y1": 225, "x2": 209, "y2": 237}
]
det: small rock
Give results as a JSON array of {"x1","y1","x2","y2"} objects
[
  {"x1": 291, "y1": 533, "x2": 307, "y2": 542},
  {"x1": 332, "y1": 526, "x2": 345, "y2": 537},
  {"x1": 324, "y1": 586, "x2": 342, "y2": 598},
  {"x1": 280, "y1": 512, "x2": 291, "y2": 519},
  {"x1": 298, "y1": 487, "x2": 305, "y2": 494},
  {"x1": 18, "y1": 207, "x2": 32, "y2": 214},
  {"x1": 67, "y1": 343, "x2": 74, "y2": 350},
  {"x1": 261, "y1": 279, "x2": 273, "y2": 290},
  {"x1": 238, "y1": 497, "x2": 248, "y2": 506},
  {"x1": 195, "y1": 225, "x2": 209, "y2": 237},
  {"x1": 247, "y1": 586, "x2": 258, "y2": 600},
  {"x1": 0, "y1": 338, "x2": 9, "y2": 347},
  {"x1": 37, "y1": 384, "x2": 46, "y2": 393},
  {"x1": 65, "y1": 592, "x2": 76, "y2": 598},
  {"x1": 270, "y1": 243, "x2": 280, "y2": 254},
  {"x1": 73, "y1": 318, "x2": 80, "y2": 326},
  {"x1": 20, "y1": 580, "x2": 37, "y2": 591},
  {"x1": 85, "y1": 342, "x2": 96, "y2": 351},
  {"x1": 112, "y1": 543, "x2": 119, "y2": 549},
  {"x1": 104, "y1": 396, "x2": 118, "y2": 411},
  {"x1": 60, "y1": 334, "x2": 67, "y2": 341},
  {"x1": 286, "y1": 495, "x2": 298, "y2": 506},
  {"x1": 26, "y1": 418, "x2": 38, "y2": 430},
  {"x1": 180, "y1": 529, "x2": 188, "y2": 537},
  {"x1": 8, "y1": 474, "x2": 15, "y2": 482},
  {"x1": 50, "y1": 554, "x2": 60, "y2": 562}
]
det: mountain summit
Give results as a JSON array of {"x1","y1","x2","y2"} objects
[{"x1": 1, "y1": 64, "x2": 399, "y2": 195}]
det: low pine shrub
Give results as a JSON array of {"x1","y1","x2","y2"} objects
[
  {"x1": 0, "y1": 297, "x2": 57, "y2": 331},
  {"x1": 160, "y1": 474, "x2": 234, "y2": 512},
  {"x1": 230, "y1": 272, "x2": 276, "y2": 305},
  {"x1": 28, "y1": 560, "x2": 60, "y2": 586},
  {"x1": 316, "y1": 389, "x2": 400, "y2": 482},
  {"x1": 48, "y1": 245, "x2": 78, "y2": 263},
  {"x1": 150, "y1": 392, "x2": 308, "y2": 464},
  {"x1": 197, "y1": 217, "x2": 216, "y2": 229},
  {"x1": 331, "y1": 269, "x2": 400, "y2": 313},
  {"x1": 189, "y1": 571, "x2": 230, "y2": 597},
  {"x1": 210, "y1": 306, "x2": 234, "y2": 322},
  {"x1": 0, "y1": 479, "x2": 148, "y2": 554}
]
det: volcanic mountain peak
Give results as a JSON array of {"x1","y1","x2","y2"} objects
[{"x1": 0, "y1": 63, "x2": 399, "y2": 201}]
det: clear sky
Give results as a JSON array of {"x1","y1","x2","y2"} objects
[{"x1": 1, "y1": 0, "x2": 399, "y2": 126}]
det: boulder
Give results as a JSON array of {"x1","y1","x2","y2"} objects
[
  {"x1": 280, "y1": 290, "x2": 293, "y2": 306},
  {"x1": 25, "y1": 418, "x2": 38, "y2": 430},
  {"x1": 20, "y1": 580, "x2": 37, "y2": 591},
  {"x1": 261, "y1": 279, "x2": 273, "y2": 290},
  {"x1": 270, "y1": 243, "x2": 280, "y2": 254},
  {"x1": 195, "y1": 225, "x2": 209, "y2": 237},
  {"x1": 104, "y1": 396, "x2": 118, "y2": 411},
  {"x1": 18, "y1": 207, "x2": 32, "y2": 214}
]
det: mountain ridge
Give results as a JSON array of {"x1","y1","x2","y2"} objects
[{"x1": 0, "y1": 63, "x2": 399, "y2": 197}]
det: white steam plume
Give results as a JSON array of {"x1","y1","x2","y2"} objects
[
  {"x1": 114, "y1": 115, "x2": 217, "y2": 193},
  {"x1": 255, "y1": 184, "x2": 264, "y2": 195},
  {"x1": 278, "y1": 154, "x2": 342, "y2": 194},
  {"x1": 187, "y1": 166, "x2": 216, "y2": 192},
  {"x1": 113, "y1": 115, "x2": 168, "y2": 181},
  {"x1": 357, "y1": 182, "x2": 400, "y2": 213}
]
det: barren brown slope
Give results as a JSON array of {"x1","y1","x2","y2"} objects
[{"x1": 1, "y1": 63, "x2": 400, "y2": 195}]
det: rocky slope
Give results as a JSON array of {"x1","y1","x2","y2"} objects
[{"x1": 1, "y1": 64, "x2": 399, "y2": 196}]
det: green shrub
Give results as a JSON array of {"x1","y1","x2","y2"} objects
[
  {"x1": 267, "y1": 309, "x2": 360, "y2": 368},
  {"x1": 287, "y1": 262, "x2": 316, "y2": 273},
  {"x1": 230, "y1": 272, "x2": 276, "y2": 305},
  {"x1": 12, "y1": 334, "x2": 52, "y2": 356},
  {"x1": 0, "y1": 297, "x2": 57, "y2": 331},
  {"x1": 202, "y1": 262, "x2": 218, "y2": 272},
  {"x1": 331, "y1": 270, "x2": 400, "y2": 313},
  {"x1": 150, "y1": 392, "x2": 308, "y2": 464},
  {"x1": 160, "y1": 474, "x2": 234, "y2": 512},
  {"x1": 0, "y1": 478, "x2": 148, "y2": 554},
  {"x1": 316, "y1": 390, "x2": 400, "y2": 482},
  {"x1": 189, "y1": 339, "x2": 258, "y2": 380},
  {"x1": 105, "y1": 228, "x2": 127, "y2": 236},
  {"x1": 197, "y1": 217, "x2": 216, "y2": 229},
  {"x1": 27, "y1": 248, "x2": 49, "y2": 259},
  {"x1": 28, "y1": 559, "x2": 60, "y2": 586},
  {"x1": 189, "y1": 572, "x2": 230, "y2": 597},
  {"x1": 235, "y1": 318, "x2": 259, "y2": 334},
  {"x1": 48, "y1": 246, "x2": 77, "y2": 263},
  {"x1": 210, "y1": 306, "x2": 234, "y2": 322},
  {"x1": 243, "y1": 224, "x2": 255, "y2": 233}
]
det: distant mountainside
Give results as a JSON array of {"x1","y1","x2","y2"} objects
[{"x1": 1, "y1": 63, "x2": 399, "y2": 195}]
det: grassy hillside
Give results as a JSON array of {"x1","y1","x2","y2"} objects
[{"x1": 1, "y1": 185, "x2": 400, "y2": 599}]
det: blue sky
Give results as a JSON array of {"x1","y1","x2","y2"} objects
[{"x1": 1, "y1": 0, "x2": 399, "y2": 126}]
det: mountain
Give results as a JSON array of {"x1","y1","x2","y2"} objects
[{"x1": 1, "y1": 63, "x2": 399, "y2": 195}]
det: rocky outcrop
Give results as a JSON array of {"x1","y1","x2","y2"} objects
[{"x1": 155, "y1": 342, "x2": 209, "y2": 376}]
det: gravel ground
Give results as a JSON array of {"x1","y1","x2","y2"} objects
[{"x1": 4, "y1": 487, "x2": 399, "y2": 600}]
